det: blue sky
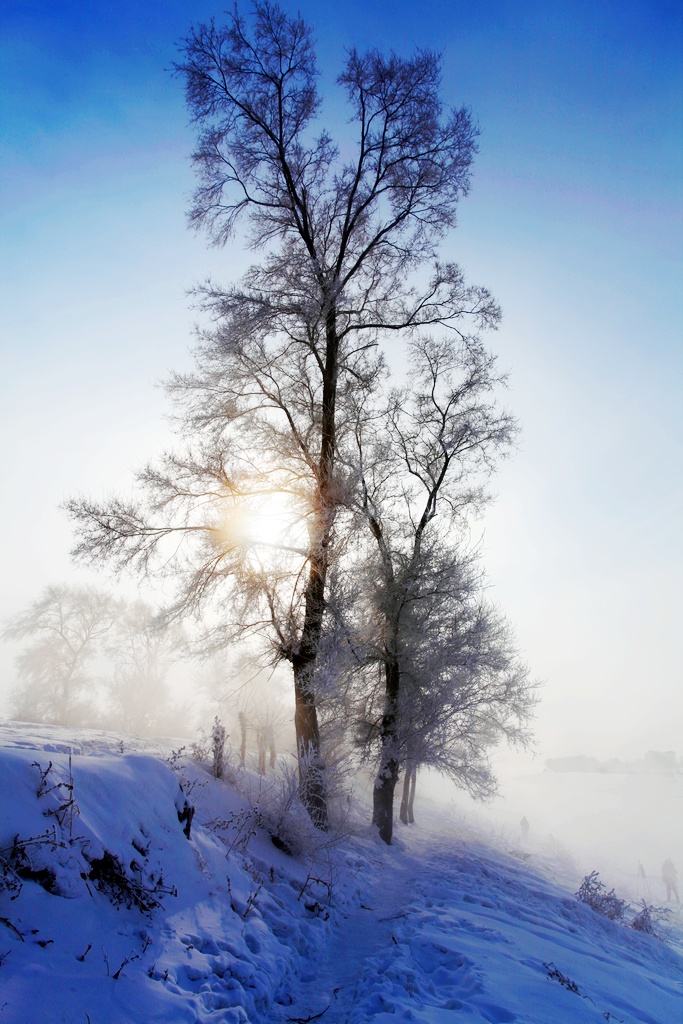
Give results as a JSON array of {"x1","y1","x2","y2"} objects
[{"x1": 1, "y1": 1, "x2": 682, "y2": 759}]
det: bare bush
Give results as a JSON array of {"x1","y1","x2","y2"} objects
[{"x1": 575, "y1": 872, "x2": 627, "y2": 922}]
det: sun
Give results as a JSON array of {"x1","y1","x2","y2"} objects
[
  {"x1": 243, "y1": 490, "x2": 305, "y2": 550},
  {"x1": 219, "y1": 489, "x2": 307, "y2": 556}
]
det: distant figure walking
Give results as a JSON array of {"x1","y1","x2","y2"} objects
[
  {"x1": 662, "y1": 859, "x2": 679, "y2": 902},
  {"x1": 520, "y1": 816, "x2": 530, "y2": 840}
]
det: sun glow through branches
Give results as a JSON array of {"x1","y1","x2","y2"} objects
[{"x1": 219, "y1": 489, "x2": 308, "y2": 558}]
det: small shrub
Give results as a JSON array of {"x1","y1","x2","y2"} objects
[
  {"x1": 631, "y1": 899, "x2": 670, "y2": 937},
  {"x1": 32, "y1": 757, "x2": 79, "y2": 840},
  {"x1": 164, "y1": 745, "x2": 187, "y2": 767},
  {"x1": 0, "y1": 854, "x2": 22, "y2": 901},
  {"x1": 207, "y1": 808, "x2": 260, "y2": 855},
  {"x1": 242, "y1": 758, "x2": 321, "y2": 859},
  {"x1": 575, "y1": 871, "x2": 627, "y2": 921},
  {"x1": 190, "y1": 733, "x2": 209, "y2": 762},
  {"x1": 543, "y1": 961, "x2": 582, "y2": 994},
  {"x1": 2, "y1": 830, "x2": 64, "y2": 896},
  {"x1": 86, "y1": 850, "x2": 175, "y2": 914}
]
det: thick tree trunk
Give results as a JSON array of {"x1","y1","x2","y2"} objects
[
  {"x1": 399, "y1": 762, "x2": 410, "y2": 824},
  {"x1": 372, "y1": 656, "x2": 400, "y2": 845},
  {"x1": 292, "y1": 663, "x2": 327, "y2": 829},
  {"x1": 288, "y1": 302, "x2": 339, "y2": 831},
  {"x1": 373, "y1": 757, "x2": 399, "y2": 845},
  {"x1": 292, "y1": 541, "x2": 329, "y2": 829}
]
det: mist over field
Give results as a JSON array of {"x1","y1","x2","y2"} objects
[{"x1": 426, "y1": 748, "x2": 682, "y2": 905}]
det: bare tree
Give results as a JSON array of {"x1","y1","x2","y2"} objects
[
  {"x1": 103, "y1": 601, "x2": 185, "y2": 736},
  {"x1": 3, "y1": 585, "x2": 117, "y2": 726},
  {"x1": 65, "y1": 2, "x2": 497, "y2": 827},
  {"x1": 347, "y1": 336, "x2": 535, "y2": 843}
]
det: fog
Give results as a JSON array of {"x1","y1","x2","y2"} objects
[
  {"x1": 2, "y1": 575, "x2": 680, "y2": 913},
  {"x1": 423, "y1": 746, "x2": 682, "y2": 909}
]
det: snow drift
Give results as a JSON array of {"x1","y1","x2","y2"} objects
[{"x1": 0, "y1": 722, "x2": 681, "y2": 1023}]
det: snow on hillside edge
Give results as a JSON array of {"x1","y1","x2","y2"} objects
[{"x1": 0, "y1": 723, "x2": 681, "y2": 1024}]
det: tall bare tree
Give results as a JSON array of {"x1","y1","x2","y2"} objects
[
  {"x1": 347, "y1": 336, "x2": 535, "y2": 843},
  {"x1": 66, "y1": 2, "x2": 498, "y2": 827}
]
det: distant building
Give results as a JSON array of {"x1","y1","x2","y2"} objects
[{"x1": 545, "y1": 751, "x2": 680, "y2": 775}]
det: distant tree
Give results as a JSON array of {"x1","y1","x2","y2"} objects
[
  {"x1": 399, "y1": 761, "x2": 417, "y2": 825},
  {"x1": 103, "y1": 600, "x2": 185, "y2": 736},
  {"x1": 239, "y1": 710, "x2": 248, "y2": 765},
  {"x1": 66, "y1": 2, "x2": 497, "y2": 828},
  {"x1": 3, "y1": 585, "x2": 117, "y2": 726},
  {"x1": 347, "y1": 336, "x2": 535, "y2": 843},
  {"x1": 196, "y1": 650, "x2": 291, "y2": 770}
]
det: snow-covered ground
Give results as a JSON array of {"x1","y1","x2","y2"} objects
[{"x1": 0, "y1": 722, "x2": 681, "y2": 1023}]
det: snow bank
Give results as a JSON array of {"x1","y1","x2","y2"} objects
[
  {"x1": 0, "y1": 723, "x2": 681, "y2": 1023},
  {"x1": 0, "y1": 723, "x2": 331, "y2": 1023}
]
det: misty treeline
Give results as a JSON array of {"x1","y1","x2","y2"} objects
[
  {"x1": 2, "y1": 585, "x2": 188, "y2": 736},
  {"x1": 65, "y1": 2, "x2": 537, "y2": 843},
  {"x1": 3, "y1": 583, "x2": 293, "y2": 770}
]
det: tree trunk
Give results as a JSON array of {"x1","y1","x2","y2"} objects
[
  {"x1": 238, "y1": 711, "x2": 247, "y2": 765},
  {"x1": 372, "y1": 657, "x2": 400, "y2": 845},
  {"x1": 292, "y1": 547, "x2": 329, "y2": 829},
  {"x1": 399, "y1": 761, "x2": 410, "y2": 824},
  {"x1": 292, "y1": 663, "x2": 327, "y2": 829},
  {"x1": 57, "y1": 661, "x2": 78, "y2": 725},
  {"x1": 399, "y1": 760, "x2": 417, "y2": 825},
  {"x1": 257, "y1": 727, "x2": 266, "y2": 776},
  {"x1": 288, "y1": 301, "x2": 339, "y2": 831}
]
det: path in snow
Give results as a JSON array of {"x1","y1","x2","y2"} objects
[
  {"x1": 274, "y1": 841, "x2": 417, "y2": 1023},
  {"x1": 274, "y1": 817, "x2": 683, "y2": 1024},
  {"x1": 273, "y1": 827, "x2": 482, "y2": 1024}
]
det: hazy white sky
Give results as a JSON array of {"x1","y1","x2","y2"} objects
[{"x1": 1, "y1": 1, "x2": 681, "y2": 759}]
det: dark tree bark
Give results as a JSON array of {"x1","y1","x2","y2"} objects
[{"x1": 372, "y1": 656, "x2": 400, "y2": 843}]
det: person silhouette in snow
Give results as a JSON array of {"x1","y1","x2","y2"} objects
[
  {"x1": 520, "y1": 816, "x2": 530, "y2": 840},
  {"x1": 662, "y1": 858, "x2": 679, "y2": 902}
]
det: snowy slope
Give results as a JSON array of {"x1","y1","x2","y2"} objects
[{"x1": 0, "y1": 723, "x2": 681, "y2": 1024}]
